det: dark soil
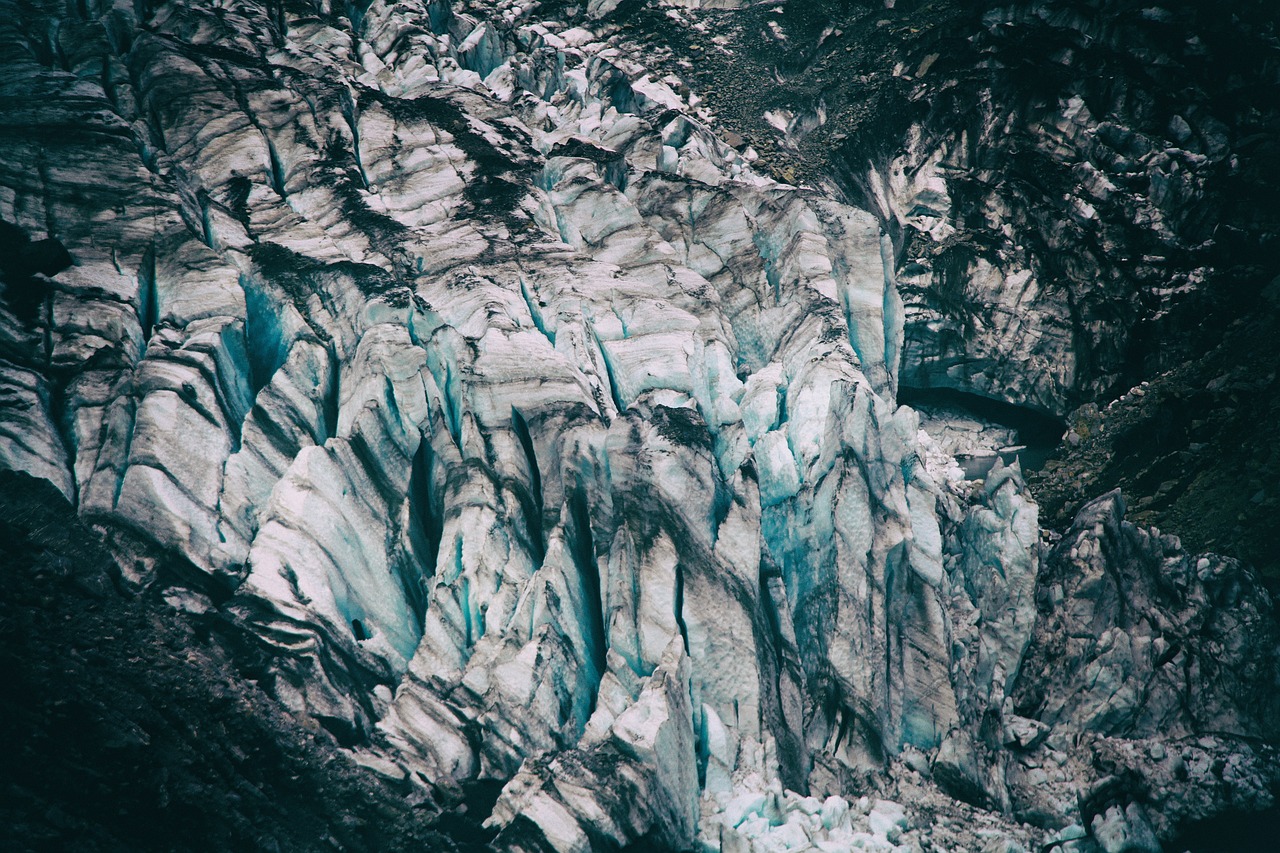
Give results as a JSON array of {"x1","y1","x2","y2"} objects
[{"x1": 0, "y1": 471, "x2": 488, "y2": 853}]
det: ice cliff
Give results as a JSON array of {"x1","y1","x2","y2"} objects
[{"x1": 0, "y1": 1, "x2": 1276, "y2": 851}]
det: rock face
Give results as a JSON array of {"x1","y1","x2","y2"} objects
[{"x1": 0, "y1": 1, "x2": 1276, "y2": 851}]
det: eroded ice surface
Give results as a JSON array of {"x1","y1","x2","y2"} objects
[{"x1": 0, "y1": 2, "x2": 1275, "y2": 851}]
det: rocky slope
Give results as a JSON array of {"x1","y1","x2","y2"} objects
[
  {"x1": 0, "y1": 470, "x2": 480, "y2": 852},
  {"x1": 1027, "y1": 282, "x2": 1280, "y2": 580},
  {"x1": 0, "y1": 1, "x2": 1276, "y2": 851}
]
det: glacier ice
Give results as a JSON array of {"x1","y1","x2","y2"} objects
[{"x1": 0, "y1": 1, "x2": 1275, "y2": 851}]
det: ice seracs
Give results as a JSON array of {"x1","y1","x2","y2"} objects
[{"x1": 0, "y1": 2, "x2": 1275, "y2": 851}]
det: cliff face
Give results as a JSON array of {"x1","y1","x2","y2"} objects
[{"x1": 0, "y1": 2, "x2": 1276, "y2": 852}]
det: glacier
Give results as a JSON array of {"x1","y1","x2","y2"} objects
[{"x1": 0, "y1": 1, "x2": 1276, "y2": 851}]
